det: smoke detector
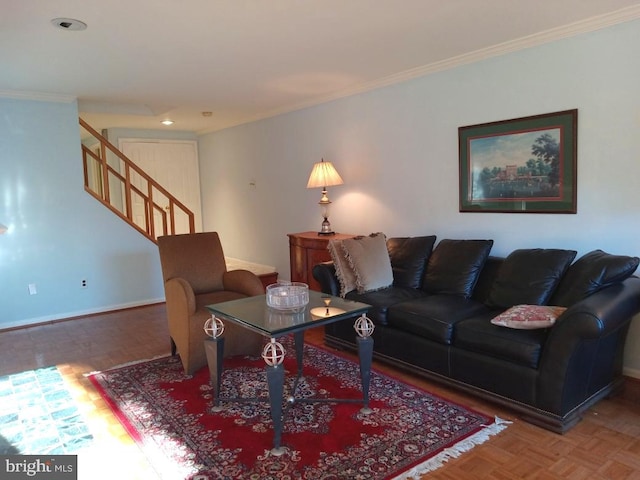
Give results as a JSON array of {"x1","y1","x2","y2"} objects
[{"x1": 51, "y1": 18, "x2": 87, "y2": 31}]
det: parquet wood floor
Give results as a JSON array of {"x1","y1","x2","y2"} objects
[{"x1": 1, "y1": 303, "x2": 639, "y2": 479}]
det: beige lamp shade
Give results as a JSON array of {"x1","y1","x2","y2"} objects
[
  {"x1": 0, "y1": 223, "x2": 7, "y2": 235},
  {"x1": 306, "y1": 159, "x2": 344, "y2": 189}
]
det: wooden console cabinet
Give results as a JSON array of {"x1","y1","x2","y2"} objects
[{"x1": 288, "y1": 231, "x2": 356, "y2": 291}]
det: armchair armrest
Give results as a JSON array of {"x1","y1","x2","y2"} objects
[
  {"x1": 165, "y1": 277, "x2": 197, "y2": 316},
  {"x1": 223, "y1": 269, "x2": 264, "y2": 296},
  {"x1": 537, "y1": 277, "x2": 640, "y2": 415},
  {"x1": 312, "y1": 261, "x2": 340, "y2": 296},
  {"x1": 164, "y1": 277, "x2": 197, "y2": 363}
]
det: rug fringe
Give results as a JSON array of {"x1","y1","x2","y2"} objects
[{"x1": 391, "y1": 416, "x2": 512, "y2": 480}]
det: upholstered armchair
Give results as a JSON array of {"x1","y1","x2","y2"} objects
[{"x1": 157, "y1": 232, "x2": 265, "y2": 375}]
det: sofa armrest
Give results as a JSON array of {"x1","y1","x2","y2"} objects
[
  {"x1": 537, "y1": 277, "x2": 640, "y2": 415},
  {"x1": 223, "y1": 269, "x2": 264, "y2": 296},
  {"x1": 312, "y1": 261, "x2": 340, "y2": 296}
]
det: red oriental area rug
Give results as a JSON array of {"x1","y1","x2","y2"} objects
[{"x1": 89, "y1": 338, "x2": 508, "y2": 479}]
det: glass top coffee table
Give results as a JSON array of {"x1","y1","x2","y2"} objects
[{"x1": 205, "y1": 290, "x2": 373, "y2": 456}]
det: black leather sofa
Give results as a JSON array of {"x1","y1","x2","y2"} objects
[{"x1": 312, "y1": 236, "x2": 640, "y2": 433}]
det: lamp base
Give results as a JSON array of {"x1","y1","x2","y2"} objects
[{"x1": 318, "y1": 217, "x2": 335, "y2": 236}]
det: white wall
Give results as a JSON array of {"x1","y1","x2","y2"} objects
[
  {"x1": 0, "y1": 98, "x2": 165, "y2": 328},
  {"x1": 198, "y1": 20, "x2": 640, "y2": 375}
]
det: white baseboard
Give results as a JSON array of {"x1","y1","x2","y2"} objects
[
  {"x1": 1, "y1": 298, "x2": 165, "y2": 330},
  {"x1": 623, "y1": 367, "x2": 640, "y2": 380}
]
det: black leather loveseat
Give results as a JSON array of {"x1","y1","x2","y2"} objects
[{"x1": 312, "y1": 236, "x2": 640, "y2": 433}]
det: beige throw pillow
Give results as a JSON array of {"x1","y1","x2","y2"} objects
[
  {"x1": 341, "y1": 233, "x2": 394, "y2": 293},
  {"x1": 328, "y1": 239, "x2": 357, "y2": 297}
]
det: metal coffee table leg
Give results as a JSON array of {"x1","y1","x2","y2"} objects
[
  {"x1": 203, "y1": 316, "x2": 226, "y2": 412},
  {"x1": 293, "y1": 331, "x2": 304, "y2": 377},
  {"x1": 265, "y1": 364, "x2": 285, "y2": 455},
  {"x1": 262, "y1": 338, "x2": 287, "y2": 456},
  {"x1": 356, "y1": 336, "x2": 373, "y2": 414},
  {"x1": 354, "y1": 314, "x2": 375, "y2": 415},
  {"x1": 204, "y1": 337, "x2": 225, "y2": 411}
]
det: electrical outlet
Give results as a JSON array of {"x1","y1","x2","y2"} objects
[
  {"x1": 28, "y1": 283, "x2": 37, "y2": 295},
  {"x1": 81, "y1": 279, "x2": 88, "y2": 289}
]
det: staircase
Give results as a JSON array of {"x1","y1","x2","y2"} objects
[{"x1": 79, "y1": 118, "x2": 195, "y2": 243}]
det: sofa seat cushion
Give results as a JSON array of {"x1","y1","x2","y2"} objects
[
  {"x1": 196, "y1": 290, "x2": 246, "y2": 310},
  {"x1": 387, "y1": 295, "x2": 489, "y2": 344},
  {"x1": 454, "y1": 313, "x2": 549, "y2": 368},
  {"x1": 346, "y1": 287, "x2": 428, "y2": 326}
]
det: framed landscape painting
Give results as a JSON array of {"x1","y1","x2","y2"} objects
[{"x1": 459, "y1": 109, "x2": 577, "y2": 213}]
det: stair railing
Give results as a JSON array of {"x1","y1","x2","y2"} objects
[{"x1": 79, "y1": 118, "x2": 195, "y2": 243}]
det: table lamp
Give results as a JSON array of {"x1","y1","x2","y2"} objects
[{"x1": 306, "y1": 159, "x2": 344, "y2": 235}]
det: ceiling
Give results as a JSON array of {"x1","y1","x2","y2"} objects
[{"x1": 2, "y1": 1, "x2": 639, "y2": 134}]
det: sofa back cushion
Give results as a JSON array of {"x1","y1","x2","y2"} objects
[
  {"x1": 422, "y1": 239, "x2": 493, "y2": 298},
  {"x1": 470, "y1": 256, "x2": 503, "y2": 303},
  {"x1": 487, "y1": 248, "x2": 577, "y2": 308},
  {"x1": 387, "y1": 235, "x2": 437, "y2": 289},
  {"x1": 550, "y1": 249, "x2": 640, "y2": 306}
]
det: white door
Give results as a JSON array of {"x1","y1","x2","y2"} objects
[{"x1": 119, "y1": 139, "x2": 203, "y2": 236}]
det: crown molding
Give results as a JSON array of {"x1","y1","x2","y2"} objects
[
  {"x1": 0, "y1": 90, "x2": 76, "y2": 103},
  {"x1": 226, "y1": 5, "x2": 640, "y2": 132},
  {"x1": 381, "y1": 4, "x2": 640, "y2": 86}
]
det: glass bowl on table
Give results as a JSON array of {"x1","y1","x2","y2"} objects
[{"x1": 266, "y1": 282, "x2": 310, "y2": 313}]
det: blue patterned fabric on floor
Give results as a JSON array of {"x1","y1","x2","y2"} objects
[{"x1": 0, "y1": 366, "x2": 93, "y2": 454}]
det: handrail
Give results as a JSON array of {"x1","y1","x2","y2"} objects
[{"x1": 79, "y1": 117, "x2": 195, "y2": 243}]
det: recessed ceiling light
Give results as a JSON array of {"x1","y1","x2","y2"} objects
[
  {"x1": 51, "y1": 18, "x2": 87, "y2": 31},
  {"x1": 161, "y1": 119, "x2": 174, "y2": 126}
]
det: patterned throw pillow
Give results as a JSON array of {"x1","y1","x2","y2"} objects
[{"x1": 490, "y1": 305, "x2": 567, "y2": 329}]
